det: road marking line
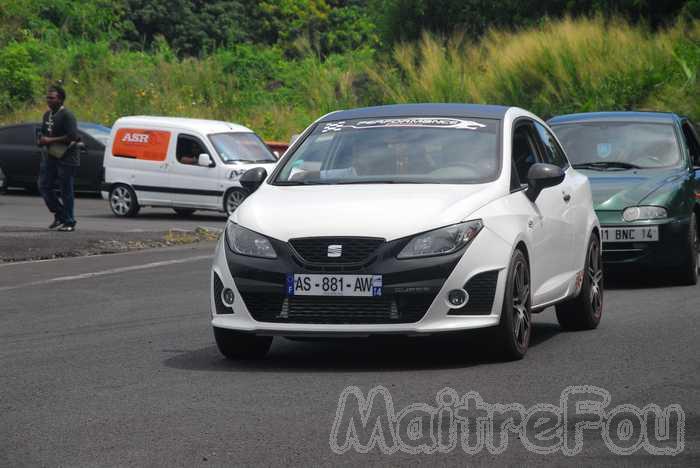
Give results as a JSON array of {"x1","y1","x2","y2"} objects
[{"x1": 0, "y1": 255, "x2": 211, "y2": 292}]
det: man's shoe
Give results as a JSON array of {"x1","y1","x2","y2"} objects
[
  {"x1": 48, "y1": 218, "x2": 63, "y2": 230},
  {"x1": 58, "y1": 223, "x2": 75, "y2": 232}
]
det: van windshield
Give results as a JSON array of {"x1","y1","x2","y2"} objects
[
  {"x1": 209, "y1": 132, "x2": 276, "y2": 164},
  {"x1": 274, "y1": 117, "x2": 500, "y2": 185}
]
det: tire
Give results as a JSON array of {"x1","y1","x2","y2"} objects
[
  {"x1": 173, "y1": 208, "x2": 196, "y2": 217},
  {"x1": 109, "y1": 184, "x2": 140, "y2": 217},
  {"x1": 496, "y1": 249, "x2": 532, "y2": 360},
  {"x1": 678, "y1": 212, "x2": 699, "y2": 286},
  {"x1": 556, "y1": 233, "x2": 603, "y2": 330},
  {"x1": 213, "y1": 327, "x2": 272, "y2": 359},
  {"x1": 224, "y1": 188, "x2": 249, "y2": 216}
]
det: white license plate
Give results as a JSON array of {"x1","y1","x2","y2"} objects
[
  {"x1": 286, "y1": 274, "x2": 382, "y2": 297},
  {"x1": 601, "y1": 226, "x2": 659, "y2": 243}
]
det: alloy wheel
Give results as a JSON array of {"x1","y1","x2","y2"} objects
[
  {"x1": 226, "y1": 190, "x2": 247, "y2": 215},
  {"x1": 110, "y1": 186, "x2": 132, "y2": 216},
  {"x1": 588, "y1": 238, "x2": 603, "y2": 320},
  {"x1": 512, "y1": 260, "x2": 531, "y2": 351}
]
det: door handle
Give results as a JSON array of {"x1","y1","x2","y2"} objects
[{"x1": 563, "y1": 193, "x2": 571, "y2": 202}]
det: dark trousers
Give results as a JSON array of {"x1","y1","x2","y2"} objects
[{"x1": 38, "y1": 157, "x2": 77, "y2": 225}]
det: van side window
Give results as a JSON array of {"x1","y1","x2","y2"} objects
[
  {"x1": 177, "y1": 135, "x2": 210, "y2": 165},
  {"x1": 512, "y1": 122, "x2": 540, "y2": 188}
]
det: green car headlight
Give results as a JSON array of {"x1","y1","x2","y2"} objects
[
  {"x1": 397, "y1": 220, "x2": 484, "y2": 259},
  {"x1": 225, "y1": 223, "x2": 277, "y2": 258},
  {"x1": 622, "y1": 206, "x2": 667, "y2": 222}
]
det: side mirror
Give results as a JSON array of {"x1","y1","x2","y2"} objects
[
  {"x1": 77, "y1": 141, "x2": 87, "y2": 154},
  {"x1": 239, "y1": 167, "x2": 267, "y2": 193},
  {"x1": 526, "y1": 163, "x2": 565, "y2": 201},
  {"x1": 273, "y1": 150, "x2": 281, "y2": 159},
  {"x1": 198, "y1": 153, "x2": 213, "y2": 167}
]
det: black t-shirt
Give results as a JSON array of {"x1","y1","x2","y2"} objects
[{"x1": 41, "y1": 107, "x2": 79, "y2": 166}]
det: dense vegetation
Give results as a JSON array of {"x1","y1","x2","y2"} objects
[{"x1": 1, "y1": 1, "x2": 698, "y2": 139}]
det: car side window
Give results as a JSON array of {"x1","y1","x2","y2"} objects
[
  {"x1": 534, "y1": 122, "x2": 568, "y2": 169},
  {"x1": 176, "y1": 135, "x2": 210, "y2": 166},
  {"x1": 512, "y1": 122, "x2": 541, "y2": 188},
  {"x1": 0, "y1": 125, "x2": 36, "y2": 146},
  {"x1": 681, "y1": 121, "x2": 700, "y2": 165}
]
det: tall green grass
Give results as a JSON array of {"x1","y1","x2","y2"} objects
[
  {"x1": 1, "y1": 17, "x2": 698, "y2": 139},
  {"x1": 370, "y1": 16, "x2": 700, "y2": 119}
]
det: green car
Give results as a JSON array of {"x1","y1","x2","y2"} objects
[{"x1": 549, "y1": 112, "x2": 700, "y2": 284}]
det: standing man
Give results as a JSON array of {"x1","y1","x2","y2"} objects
[{"x1": 38, "y1": 84, "x2": 79, "y2": 232}]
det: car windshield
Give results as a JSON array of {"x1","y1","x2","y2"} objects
[
  {"x1": 209, "y1": 132, "x2": 277, "y2": 163},
  {"x1": 551, "y1": 122, "x2": 681, "y2": 169},
  {"x1": 79, "y1": 123, "x2": 111, "y2": 146},
  {"x1": 274, "y1": 117, "x2": 500, "y2": 185}
]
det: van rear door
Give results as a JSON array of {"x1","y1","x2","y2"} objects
[{"x1": 111, "y1": 128, "x2": 173, "y2": 206}]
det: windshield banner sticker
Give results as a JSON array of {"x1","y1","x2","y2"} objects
[{"x1": 321, "y1": 118, "x2": 486, "y2": 133}]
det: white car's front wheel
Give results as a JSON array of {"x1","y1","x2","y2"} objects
[{"x1": 497, "y1": 249, "x2": 531, "y2": 360}]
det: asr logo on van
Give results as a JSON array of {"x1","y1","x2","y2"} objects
[{"x1": 121, "y1": 133, "x2": 150, "y2": 144}]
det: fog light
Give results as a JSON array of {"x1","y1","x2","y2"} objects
[
  {"x1": 447, "y1": 289, "x2": 468, "y2": 307},
  {"x1": 221, "y1": 288, "x2": 235, "y2": 306}
]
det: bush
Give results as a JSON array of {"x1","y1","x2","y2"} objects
[{"x1": 0, "y1": 42, "x2": 41, "y2": 111}]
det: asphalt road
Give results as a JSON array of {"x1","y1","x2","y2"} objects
[
  {"x1": 0, "y1": 191, "x2": 227, "y2": 262},
  {"x1": 0, "y1": 190, "x2": 228, "y2": 232},
  {"x1": 1, "y1": 242, "x2": 698, "y2": 466}
]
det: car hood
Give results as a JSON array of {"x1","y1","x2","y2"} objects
[
  {"x1": 581, "y1": 168, "x2": 686, "y2": 210},
  {"x1": 233, "y1": 183, "x2": 504, "y2": 241}
]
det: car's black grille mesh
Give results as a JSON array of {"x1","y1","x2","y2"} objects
[
  {"x1": 449, "y1": 270, "x2": 499, "y2": 315},
  {"x1": 289, "y1": 237, "x2": 384, "y2": 264},
  {"x1": 241, "y1": 293, "x2": 433, "y2": 324}
]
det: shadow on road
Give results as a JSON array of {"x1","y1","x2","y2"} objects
[
  {"x1": 163, "y1": 322, "x2": 561, "y2": 373},
  {"x1": 603, "y1": 269, "x2": 697, "y2": 290}
]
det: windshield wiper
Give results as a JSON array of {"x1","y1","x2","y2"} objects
[
  {"x1": 334, "y1": 179, "x2": 429, "y2": 184},
  {"x1": 573, "y1": 161, "x2": 641, "y2": 170}
]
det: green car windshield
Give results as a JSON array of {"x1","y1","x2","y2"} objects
[
  {"x1": 274, "y1": 117, "x2": 500, "y2": 185},
  {"x1": 552, "y1": 122, "x2": 682, "y2": 169}
]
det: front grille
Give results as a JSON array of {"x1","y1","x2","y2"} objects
[
  {"x1": 449, "y1": 270, "x2": 499, "y2": 315},
  {"x1": 289, "y1": 237, "x2": 384, "y2": 265},
  {"x1": 602, "y1": 243, "x2": 647, "y2": 263},
  {"x1": 242, "y1": 293, "x2": 433, "y2": 324}
]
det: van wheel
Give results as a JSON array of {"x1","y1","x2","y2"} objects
[
  {"x1": 173, "y1": 208, "x2": 196, "y2": 217},
  {"x1": 556, "y1": 233, "x2": 603, "y2": 330},
  {"x1": 224, "y1": 188, "x2": 248, "y2": 216},
  {"x1": 109, "y1": 184, "x2": 140, "y2": 217},
  {"x1": 213, "y1": 327, "x2": 272, "y2": 359},
  {"x1": 496, "y1": 249, "x2": 531, "y2": 360}
]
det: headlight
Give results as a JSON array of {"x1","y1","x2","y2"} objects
[
  {"x1": 622, "y1": 206, "x2": 667, "y2": 222},
  {"x1": 225, "y1": 223, "x2": 277, "y2": 258},
  {"x1": 397, "y1": 220, "x2": 484, "y2": 259}
]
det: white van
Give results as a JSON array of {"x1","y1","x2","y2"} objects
[{"x1": 101, "y1": 116, "x2": 278, "y2": 217}]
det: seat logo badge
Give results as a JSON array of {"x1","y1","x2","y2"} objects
[{"x1": 327, "y1": 245, "x2": 343, "y2": 258}]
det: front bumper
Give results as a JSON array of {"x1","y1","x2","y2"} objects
[
  {"x1": 210, "y1": 227, "x2": 512, "y2": 336},
  {"x1": 600, "y1": 216, "x2": 692, "y2": 269}
]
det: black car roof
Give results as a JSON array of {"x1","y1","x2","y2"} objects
[
  {"x1": 548, "y1": 111, "x2": 681, "y2": 125},
  {"x1": 318, "y1": 104, "x2": 511, "y2": 122}
]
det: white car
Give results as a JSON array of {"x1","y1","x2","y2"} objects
[{"x1": 210, "y1": 104, "x2": 602, "y2": 360}]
